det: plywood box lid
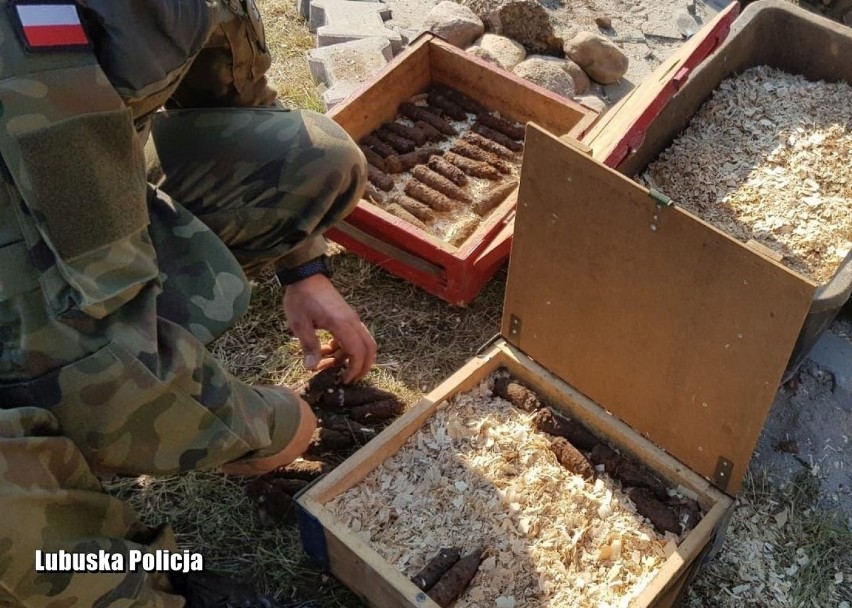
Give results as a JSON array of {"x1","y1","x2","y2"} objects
[{"x1": 502, "y1": 125, "x2": 816, "y2": 494}]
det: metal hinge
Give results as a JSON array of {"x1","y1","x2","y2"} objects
[{"x1": 713, "y1": 456, "x2": 734, "y2": 492}]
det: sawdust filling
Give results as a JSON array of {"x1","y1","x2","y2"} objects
[
  {"x1": 641, "y1": 66, "x2": 852, "y2": 284},
  {"x1": 327, "y1": 376, "x2": 682, "y2": 607}
]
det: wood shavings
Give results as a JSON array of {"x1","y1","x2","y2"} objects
[
  {"x1": 327, "y1": 375, "x2": 678, "y2": 608},
  {"x1": 641, "y1": 66, "x2": 852, "y2": 284}
]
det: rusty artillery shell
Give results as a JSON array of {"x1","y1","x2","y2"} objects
[
  {"x1": 405, "y1": 180, "x2": 456, "y2": 212},
  {"x1": 349, "y1": 399, "x2": 405, "y2": 424},
  {"x1": 411, "y1": 165, "x2": 471, "y2": 203},
  {"x1": 303, "y1": 366, "x2": 344, "y2": 404},
  {"x1": 427, "y1": 156, "x2": 468, "y2": 186},
  {"x1": 400, "y1": 102, "x2": 457, "y2": 136},
  {"x1": 362, "y1": 133, "x2": 396, "y2": 158},
  {"x1": 359, "y1": 145, "x2": 387, "y2": 172},
  {"x1": 433, "y1": 85, "x2": 486, "y2": 114},
  {"x1": 385, "y1": 121, "x2": 428, "y2": 146},
  {"x1": 668, "y1": 497, "x2": 702, "y2": 532},
  {"x1": 629, "y1": 488, "x2": 681, "y2": 534},
  {"x1": 451, "y1": 140, "x2": 512, "y2": 174},
  {"x1": 590, "y1": 444, "x2": 669, "y2": 500},
  {"x1": 472, "y1": 122, "x2": 524, "y2": 152},
  {"x1": 318, "y1": 385, "x2": 399, "y2": 409},
  {"x1": 494, "y1": 377, "x2": 541, "y2": 412},
  {"x1": 412, "y1": 547, "x2": 462, "y2": 591},
  {"x1": 318, "y1": 412, "x2": 377, "y2": 443},
  {"x1": 376, "y1": 127, "x2": 416, "y2": 154},
  {"x1": 426, "y1": 91, "x2": 467, "y2": 120},
  {"x1": 386, "y1": 203, "x2": 430, "y2": 231},
  {"x1": 264, "y1": 477, "x2": 309, "y2": 496},
  {"x1": 463, "y1": 131, "x2": 516, "y2": 159},
  {"x1": 307, "y1": 427, "x2": 354, "y2": 455},
  {"x1": 550, "y1": 437, "x2": 596, "y2": 481},
  {"x1": 391, "y1": 194, "x2": 437, "y2": 223},
  {"x1": 368, "y1": 165, "x2": 394, "y2": 192},
  {"x1": 364, "y1": 183, "x2": 386, "y2": 206},
  {"x1": 476, "y1": 112, "x2": 525, "y2": 141},
  {"x1": 274, "y1": 459, "x2": 331, "y2": 481},
  {"x1": 385, "y1": 147, "x2": 442, "y2": 174},
  {"x1": 427, "y1": 547, "x2": 484, "y2": 608},
  {"x1": 415, "y1": 120, "x2": 444, "y2": 143},
  {"x1": 444, "y1": 152, "x2": 502, "y2": 180},
  {"x1": 450, "y1": 216, "x2": 480, "y2": 247},
  {"x1": 473, "y1": 180, "x2": 518, "y2": 216},
  {"x1": 534, "y1": 408, "x2": 597, "y2": 452}
]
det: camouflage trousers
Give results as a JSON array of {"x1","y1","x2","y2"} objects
[{"x1": 0, "y1": 108, "x2": 366, "y2": 607}]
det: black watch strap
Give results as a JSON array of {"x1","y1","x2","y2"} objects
[{"x1": 275, "y1": 255, "x2": 332, "y2": 287}]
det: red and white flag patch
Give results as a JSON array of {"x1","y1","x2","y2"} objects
[{"x1": 12, "y1": 1, "x2": 90, "y2": 51}]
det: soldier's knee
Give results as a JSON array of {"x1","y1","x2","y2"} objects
[{"x1": 299, "y1": 111, "x2": 367, "y2": 212}]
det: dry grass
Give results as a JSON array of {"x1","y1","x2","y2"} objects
[{"x1": 103, "y1": 3, "x2": 851, "y2": 607}]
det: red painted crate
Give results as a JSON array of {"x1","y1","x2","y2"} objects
[{"x1": 325, "y1": 34, "x2": 597, "y2": 306}]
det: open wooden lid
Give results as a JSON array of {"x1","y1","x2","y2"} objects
[{"x1": 502, "y1": 126, "x2": 816, "y2": 494}]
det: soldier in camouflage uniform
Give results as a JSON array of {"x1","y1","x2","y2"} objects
[{"x1": 0, "y1": 1, "x2": 372, "y2": 606}]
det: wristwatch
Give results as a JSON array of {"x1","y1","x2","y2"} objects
[{"x1": 274, "y1": 255, "x2": 333, "y2": 286}]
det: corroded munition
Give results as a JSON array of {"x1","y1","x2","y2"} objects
[
  {"x1": 473, "y1": 180, "x2": 518, "y2": 216},
  {"x1": 550, "y1": 437, "x2": 596, "y2": 480},
  {"x1": 411, "y1": 547, "x2": 462, "y2": 591},
  {"x1": 376, "y1": 127, "x2": 416, "y2": 153},
  {"x1": 364, "y1": 183, "x2": 385, "y2": 205},
  {"x1": 463, "y1": 131, "x2": 515, "y2": 159},
  {"x1": 472, "y1": 122, "x2": 524, "y2": 152},
  {"x1": 411, "y1": 165, "x2": 471, "y2": 203},
  {"x1": 426, "y1": 91, "x2": 467, "y2": 120},
  {"x1": 476, "y1": 112, "x2": 525, "y2": 141},
  {"x1": 494, "y1": 377, "x2": 541, "y2": 411},
  {"x1": 450, "y1": 141, "x2": 512, "y2": 174},
  {"x1": 450, "y1": 216, "x2": 480, "y2": 247},
  {"x1": 385, "y1": 147, "x2": 442, "y2": 174},
  {"x1": 384, "y1": 121, "x2": 428, "y2": 146},
  {"x1": 629, "y1": 488, "x2": 681, "y2": 534},
  {"x1": 400, "y1": 102, "x2": 457, "y2": 136},
  {"x1": 359, "y1": 145, "x2": 387, "y2": 171},
  {"x1": 433, "y1": 85, "x2": 486, "y2": 114},
  {"x1": 368, "y1": 165, "x2": 394, "y2": 192},
  {"x1": 427, "y1": 548, "x2": 484, "y2": 608},
  {"x1": 415, "y1": 120, "x2": 444, "y2": 142},
  {"x1": 386, "y1": 203, "x2": 430, "y2": 231},
  {"x1": 427, "y1": 156, "x2": 468, "y2": 186},
  {"x1": 361, "y1": 133, "x2": 396, "y2": 157},
  {"x1": 405, "y1": 180, "x2": 456, "y2": 212},
  {"x1": 349, "y1": 399, "x2": 405, "y2": 423},
  {"x1": 444, "y1": 151, "x2": 502, "y2": 180},
  {"x1": 391, "y1": 194, "x2": 437, "y2": 223},
  {"x1": 534, "y1": 407, "x2": 597, "y2": 452}
]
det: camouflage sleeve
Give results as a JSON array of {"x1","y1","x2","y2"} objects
[{"x1": 169, "y1": 0, "x2": 278, "y2": 108}]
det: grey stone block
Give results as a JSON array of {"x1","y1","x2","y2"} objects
[{"x1": 809, "y1": 332, "x2": 852, "y2": 394}]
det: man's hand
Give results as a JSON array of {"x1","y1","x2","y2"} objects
[{"x1": 283, "y1": 274, "x2": 377, "y2": 383}]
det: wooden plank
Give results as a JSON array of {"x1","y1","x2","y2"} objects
[
  {"x1": 328, "y1": 35, "x2": 433, "y2": 142},
  {"x1": 303, "y1": 498, "x2": 442, "y2": 608},
  {"x1": 504, "y1": 126, "x2": 816, "y2": 494},
  {"x1": 497, "y1": 343, "x2": 728, "y2": 510},
  {"x1": 634, "y1": 501, "x2": 731, "y2": 606},
  {"x1": 428, "y1": 40, "x2": 597, "y2": 139}
]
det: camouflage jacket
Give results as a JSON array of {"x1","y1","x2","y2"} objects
[{"x1": 0, "y1": 0, "x2": 324, "y2": 321}]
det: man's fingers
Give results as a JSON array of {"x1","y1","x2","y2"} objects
[
  {"x1": 289, "y1": 318, "x2": 322, "y2": 370},
  {"x1": 337, "y1": 322, "x2": 377, "y2": 384}
]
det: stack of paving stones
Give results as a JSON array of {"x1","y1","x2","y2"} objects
[{"x1": 300, "y1": 0, "x2": 403, "y2": 110}]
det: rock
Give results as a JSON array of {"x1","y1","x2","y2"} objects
[
  {"x1": 469, "y1": 0, "x2": 563, "y2": 55},
  {"x1": 564, "y1": 31, "x2": 629, "y2": 85},
  {"x1": 674, "y1": 9, "x2": 699, "y2": 38},
  {"x1": 576, "y1": 94, "x2": 607, "y2": 114},
  {"x1": 512, "y1": 56, "x2": 578, "y2": 98},
  {"x1": 594, "y1": 15, "x2": 612, "y2": 30},
  {"x1": 473, "y1": 33, "x2": 526, "y2": 71},
  {"x1": 423, "y1": 1, "x2": 485, "y2": 49},
  {"x1": 466, "y1": 45, "x2": 501, "y2": 67},
  {"x1": 563, "y1": 59, "x2": 590, "y2": 95}
]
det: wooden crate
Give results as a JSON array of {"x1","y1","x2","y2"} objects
[
  {"x1": 297, "y1": 125, "x2": 816, "y2": 607},
  {"x1": 583, "y1": 0, "x2": 852, "y2": 381},
  {"x1": 325, "y1": 34, "x2": 598, "y2": 306}
]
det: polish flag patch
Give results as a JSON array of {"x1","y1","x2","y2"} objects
[{"x1": 12, "y1": 2, "x2": 90, "y2": 51}]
